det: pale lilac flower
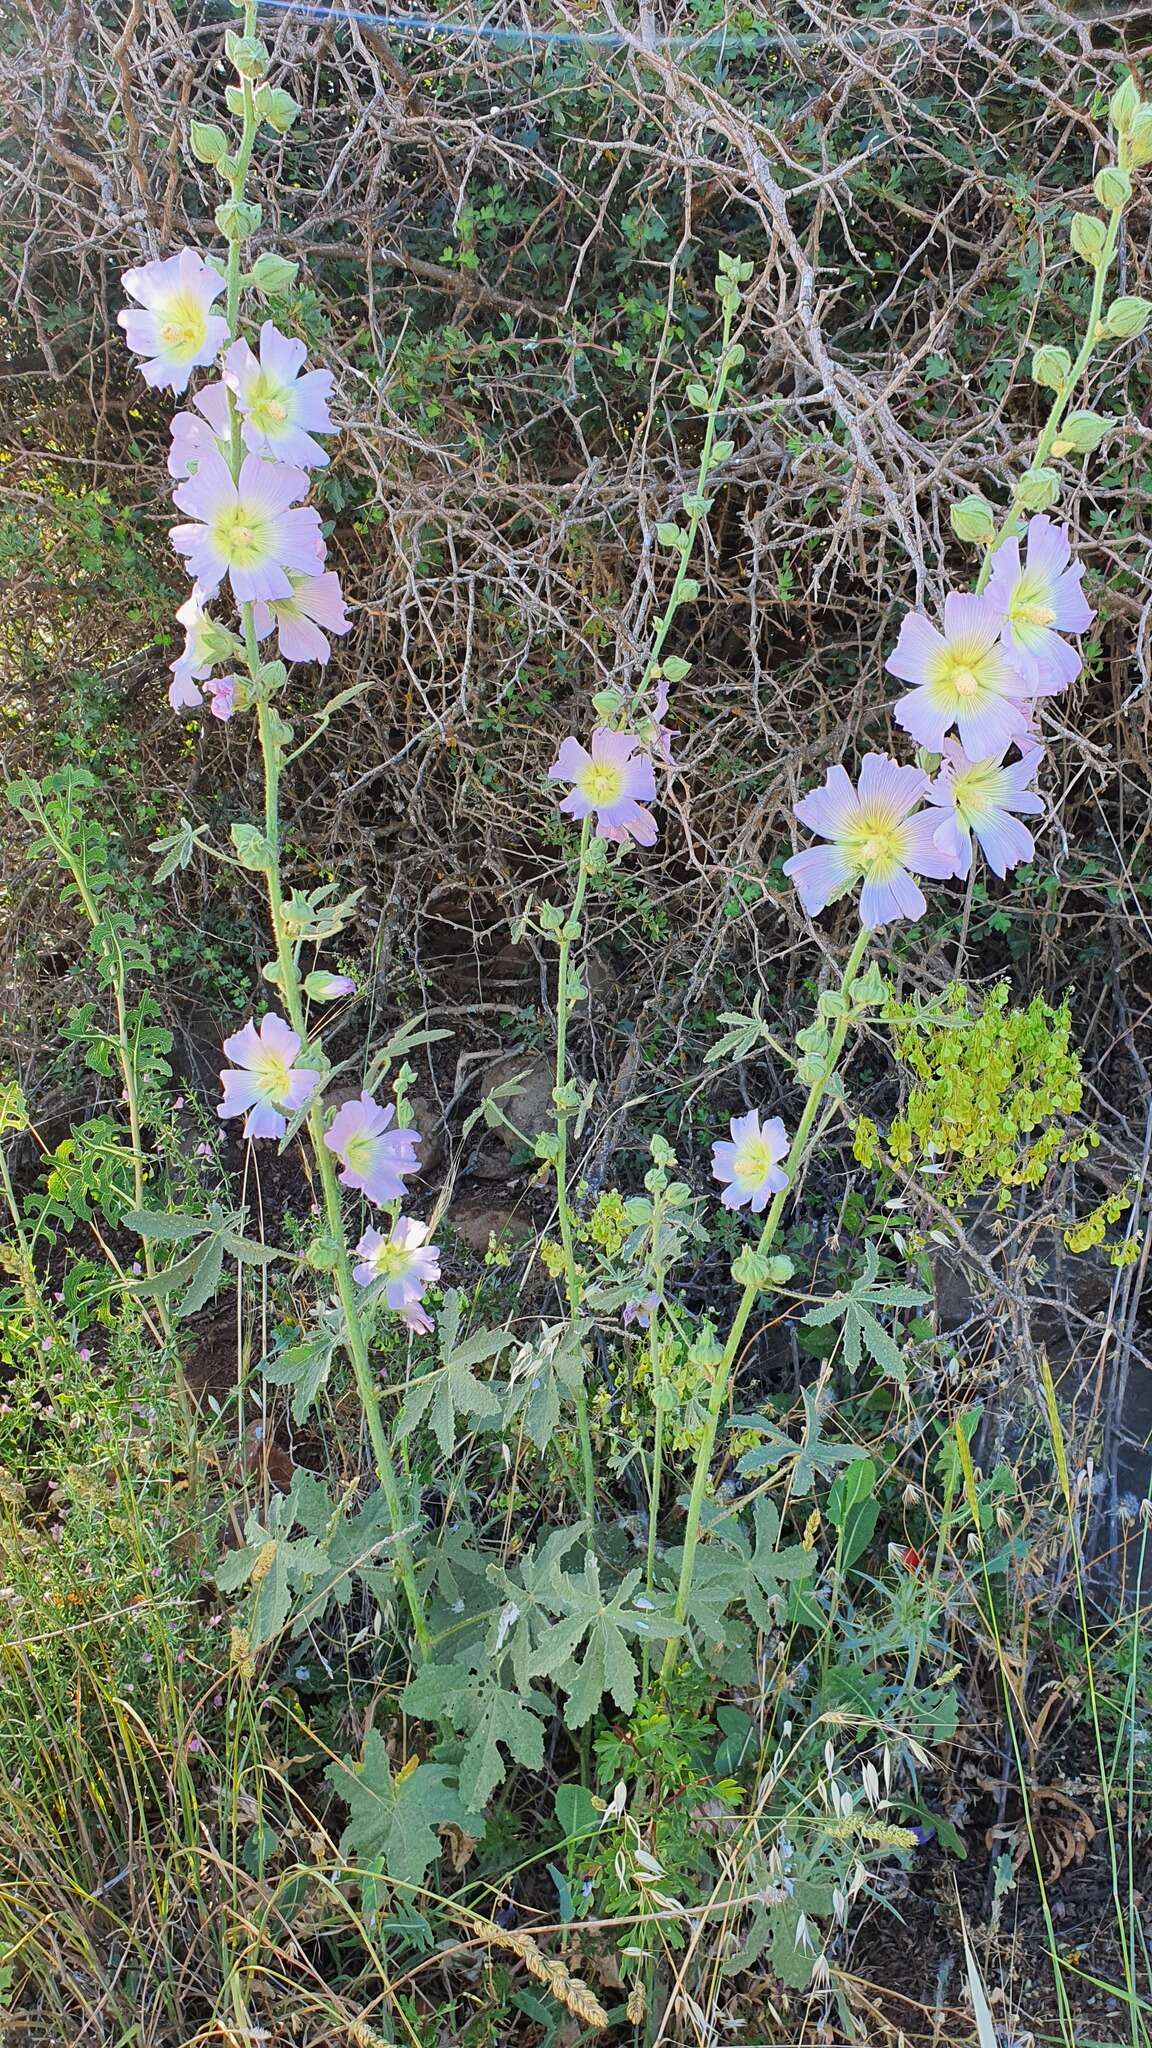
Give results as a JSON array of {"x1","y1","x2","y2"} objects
[
  {"x1": 223, "y1": 323, "x2": 335, "y2": 467},
  {"x1": 325, "y1": 1092, "x2": 420, "y2": 1205},
  {"x1": 168, "y1": 381, "x2": 231, "y2": 479},
  {"x1": 886, "y1": 593, "x2": 1032, "y2": 758},
  {"x1": 170, "y1": 452, "x2": 324, "y2": 604},
  {"x1": 217, "y1": 1013, "x2": 321, "y2": 1140},
  {"x1": 984, "y1": 517, "x2": 1094, "y2": 692},
  {"x1": 636, "y1": 679, "x2": 678, "y2": 766},
  {"x1": 622, "y1": 1290, "x2": 661, "y2": 1329},
  {"x1": 205, "y1": 674, "x2": 237, "y2": 721},
  {"x1": 251, "y1": 569, "x2": 350, "y2": 665},
  {"x1": 925, "y1": 741, "x2": 1046, "y2": 879},
  {"x1": 169, "y1": 587, "x2": 217, "y2": 706},
  {"x1": 712, "y1": 1110, "x2": 790, "y2": 1213},
  {"x1": 548, "y1": 729, "x2": 657, "y2": 845},
  {"x1": 783, "y1": 754, "x2": 956, "y2": 928},
  {"x1": 352, "y1": 1215, "x2": 440, "y2": 1330},
  {"x1": 118, "y1": 249, "x2": 228, "y2": 393}
]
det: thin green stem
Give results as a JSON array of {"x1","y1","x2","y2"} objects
[
  {"x1": 976, "y1": 203, "x2": 1125, "y2": 587},
  {"x1": 660, "y1": 926, "x2": 871, "y2": 1684},
  {"x1": 553, "y1": 816, "x2": 596, "y2": 1519},
  {"x1": 255, "y1": 702, "x2": 429, "y2": 1650}
]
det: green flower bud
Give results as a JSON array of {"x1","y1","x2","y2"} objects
[
  {"x1": 1127, "y1": 108, "x2": 1152, "y2": 167},
  {"x1": 214, "y1": 198, "x2": 262, "y2": 243},
  {"x1": 1052, "y1": 409, "x2": 1114, "y2": 455},
  {"x1": 1017, "y1": 466, "x2": 1060, "y2": 512},
  {"x1": 224, "y1": 30, "x2": 270, "y2": 77},
  {"x1": 189, "y1": 120, "x2": 229, "y2": 165},
  {"x1": 1110, "y1": 76, "x2": 1141, "y2": 134},
  {"x1": 1094, "y1": 165, "x2": 1132, "y2": 211},
  {"x1": 247, "y1": 249, "x2": 299, "y2": 296},
  {"x1": 258, "y1": 85, "x2": 300, "y2": 132},
  {"x1": 949, "y1": 494, "x2": 996, "y2": 543},
  {"x1": 1070, "y1": 213, "x2": 1107, "y2": 264},
  {"x1": 1104, "y1": 294, "x2": 1152, "y2": 339},
  {"x1": 1030, "y1": 344, "x2": 1071, "y2": 391}
]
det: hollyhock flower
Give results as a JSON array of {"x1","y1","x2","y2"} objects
[
  {"x1": 984, "y1": 517, "x2": 1094, "y2": 691},
  {"x1": 170, "y1": 587, "x2": 219, "y2": 705},
  {"x1": 217, "y1": 1013, "x2": 321, "y2": 1140},
  {"x1": 635, "y1": 679, "x2": 678, "y2": 766},
  {"x1": 353, "y1": 1215, "x2": 440, "y2": 1330},
  {"x1": 170, "y1": 451, "x2": 324, "y2": 604},
  {"x1": 205, "y1": 674, "x2": 237, "y2": 722},
  {"x1": 886, "y1": 593, "x2": 1032, "y2": 758},
  {"x1": 251, "y1": 569, "x2": 350, "y2": 665},
  {"x1": 223, "y1": 323, "x2": 335, "y2": 467},
  {"x1": 548, "y1": 729, "x2": 657, "y2": 846},
  {"x1": 925, "y1": 741, "x2": 1046, "y2": 879},
  {"x1": 168, "y1": 381, "x2": 231, "y2": 479},
  {"x1": 712, "y1": 1110, "x2": 790, "y2": 1213},
  {"x1": 784, "y1": 753, "x2": 957, "y2": 928},
  {"x1": 169, "y1": 669, "x2": 203, "y2": 713},
  {"x1": 324, "y1": 1092, "x2": 420, "y2": 1205},
  {"x1": 118, "y1": 248, "x2": 229, "y2": 393},
  {"x1": 622, "y1": 1290, "x2": 661, "y2": 1329}
]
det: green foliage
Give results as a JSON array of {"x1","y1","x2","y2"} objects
[
  {"x1": 855, "y1": 982, "x2": 1090, "y2": 1201},
  {"x1": 326, "y1": 1730, "x2": 474, "y2": 1894}
]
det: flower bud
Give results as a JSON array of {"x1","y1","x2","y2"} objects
[
  {"x1": 224, "y1": 30, "x2": 270, "y2": 77},
  {"x1": 1030, "y1": 344, "x2": 1071, "y2": 391},
  {"x1": 1070, "y1": 213, "x2": 1107, "y2": 264},
  {"x1": 1126, "y1": 108, "x2": 1152, "y2": 167},
  {"x1": 215, "y1": 199, "x2": 262, "y2": 243},
  {"x1": 1093, "y1": 165, "x2": 1132, "y2": 211},
  {"x1": 1053, "y1": 409, "x2": 1114, "y2": 454},
  {"x1": 189, "y1": 120, "x2": 229, "y2": 165},
  {"x1": 1017, "y1": 466, "x2": 1060, "y2": 511},
  {"x1": 303, "y1": 971, "x2": 356, "y2": 1001},
  {"x1": 258, "y1": 86, "x2": 300, "y2": 133},
  {"x1": 248, "y1": 249, "x2": 299, "y2": 296},
  {"x1": 1104, "y1": 294, "x2": 1152, "y2": 339},
  {"x1": 949, "y1": 494, "x2": 996, "y2": 543},
  {"x1": 1110, "y1": 76, "x2": 1141, "y2": 134}
]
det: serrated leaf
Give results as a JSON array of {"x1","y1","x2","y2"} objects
[
  {"x1": 395, "y1": 1289, "x2": 507, "y2": 1455},
  {"x1": 801, "y1": 1242, "x2": 929, "y2": 1383},
  {"x1": 124, "y1": 1207, "x2": 208, "y2": 1242},
  {"x1": 326, "y1": 1730, "x2": 473, "y2": 1892},
  {"x1": 263, "y1": 1327, "x2": 338, "y2": 1424},
  {"x1": 403, "y1": 1658, "x2": 548, "y2": 1812}
]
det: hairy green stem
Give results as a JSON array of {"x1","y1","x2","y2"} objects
[
  {"x1": 212, "y1": 13, "x2": 428, "y2": 1648},
  {"x1": 553, "y1": 816, "x2": 596, "y2": 1519},
  {"x1": 660, "y1": 926, "x2": 871, "y2": 1683},
  {"x1": 977, "y1": 201, "x2": 1125, "y2": 586}
]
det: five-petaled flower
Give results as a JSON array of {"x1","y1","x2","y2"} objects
[
  {"x1": 353, "y1": 1215, "x2": 440, "y2": 1331},
  {"x1": 118, "y1": 249, "x2": 229, "y2": 393},
  {"x1": 324, "y1": 1091, "x2": 421, "y2": 1206},
  {"x1": 784, "y1": 753, "x2": 956, "y2": 928},
  {"x1": 548, "y1": 729, "x2": 657, "y2": 845},
  {"x1": 217, "y1": 1013, "x2": 322, "y2": 1140},
  {"x1": 886, "y1": 592, "x2": 1032, "y2": 758},
  {"x1": 251, "y1": 569, "x2": 350, "y2": 665},
  {"x1": 984, "y1": 516, "x2": 1094, "y2": 692},
  {"x1": 170, "y1": 451, "x2": 324, "y2": 603},
  {"x1": 712, "y1": 1110, "x2": 790, "y2": 1212},
  {"x1": 223, "y1": 322, "x2": 336, "y2": 467},
  {"x1": 925, "y1": 740, "x2": 1045, "y2": 879}
]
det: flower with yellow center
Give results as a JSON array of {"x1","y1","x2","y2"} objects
[
  {"x1": 887, "y1": 591, "x2": 1032, "y2": 759},
  {"x1": 224, "y1": 321, "x2": 336, "y2": 468},
  {"x1": 118, "y1": 248, "x2": 229, "y2": 394},
  {"x1": 985, "y1": 516, "x2": 1093, "y2": 692},
  {"x1": 784, "y1": 753, "x2": 959, "y2": 929},
  {"x1": 713, "y1": 1110, "x2": 790, "y2": 1213}
]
